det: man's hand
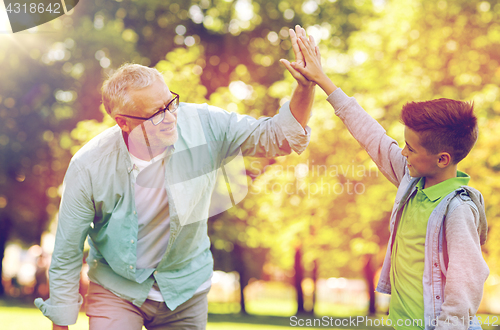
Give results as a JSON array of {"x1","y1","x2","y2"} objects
[
  {"x1": 281, "y1": 25, "x2": 317, "y2": 128},
  {"x1": 280, "y1": 25, "x2": 314, "y2": 87},
  {"x1": 290, "y1": 25, "x2": 306, "y2": 68},
  {"x1": 53, "y1": 323, "x2": 69, "y2": 330}
]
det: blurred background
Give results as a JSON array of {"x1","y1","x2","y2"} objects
[{"x1": 1, "y1": 0, "x2": 500, "y2": 328}]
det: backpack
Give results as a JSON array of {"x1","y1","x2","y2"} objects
[{"x1": 439, "y1": 187, "x2": 480, "y2": 277}]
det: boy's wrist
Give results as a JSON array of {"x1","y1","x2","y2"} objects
[{"x1": 317, "y1": 74, "x2": 337, "y2": 96}]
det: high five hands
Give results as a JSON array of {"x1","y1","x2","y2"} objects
[
  {"x1": 279, "y1": 25, "x2": 318, "y2": 87},
  {"x1": 280, "y1": 25, "x2": 338, "y2": 95}
]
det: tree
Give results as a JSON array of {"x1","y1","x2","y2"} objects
[
  {"x1": 3, "y1": 0, "x2": 499, "y2": 317},
  {"x1": 0, "y1": 2, "x2": 142, "y2": 294}
]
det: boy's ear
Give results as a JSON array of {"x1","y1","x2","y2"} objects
[{"x1": 437, "y1": 152, "x2": 452, "y2": 168}]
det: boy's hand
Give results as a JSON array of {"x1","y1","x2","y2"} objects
[
  {"x1": 292, "y1": 35, "x2": 324, "y2": 83},
  {"x1": 280, "y1": 25, "x2": 313, "y2": 87}
]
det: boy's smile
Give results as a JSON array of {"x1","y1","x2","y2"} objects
[{"x1": 401, "y1": 127, "x2": 441, "y2": 181}]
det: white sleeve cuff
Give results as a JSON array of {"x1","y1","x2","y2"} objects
[
  {"x1": 274, "y1": 101, "x2": 311, "y2": 155},
  {"x1": 34, "y1": 294, "x2": 84, "y2": 326}
]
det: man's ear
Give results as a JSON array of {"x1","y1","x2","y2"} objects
[
  {"x1": 115, "y1": 115, "x2": 131, "y2": 133},
  {"x1": 437, "y1": 152, "x2": 452, "y2": 168}
]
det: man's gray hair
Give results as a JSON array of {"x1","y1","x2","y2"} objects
[{"x1": 102, "y1": 63, "x2": 165, "y2": 116}]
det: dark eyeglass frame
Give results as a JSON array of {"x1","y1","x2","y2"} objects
[{"x1": 118, "y1": 92, "x2": 180, "y2": 126}]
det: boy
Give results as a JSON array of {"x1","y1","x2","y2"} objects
[{"x1": 282, "y1": 28, "x2": 489, "y2": 330}]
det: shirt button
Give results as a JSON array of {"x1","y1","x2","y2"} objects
[
  {"x1": 133, "y1": 211, "x2": 137, "y2": 215},
  {"x1": 154, "y1": 271, "x2": 158, "y2": 275},
  {"x1": 130, "y1": 240, "x2": 134, "y2": 244},
  {"x1": 436, "y1": 295, "x2": 440, "y2": 299},
  {"x1": 434, "y1": 263, "x2": 438, "y2": 267},
  {"x1": 129, "y1": 265, "x2": 134, "y2": 270}
]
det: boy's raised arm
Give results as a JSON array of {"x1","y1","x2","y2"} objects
[
  {"x1": 328, "y1": 91, "x2": 407, "y2": 186},
  {"x1": 284, "y1": 29, "x2": 407, "y2": 186}
]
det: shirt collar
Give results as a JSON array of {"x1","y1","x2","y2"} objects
[
  {"x1": 419, "y1": 171, "x2": 470, "y2": 202},
  {"x1": 121, "y1": 130, "x2": 175, "y2": 173}
]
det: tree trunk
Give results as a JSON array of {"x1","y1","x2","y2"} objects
[
  {"x1": 294, "y1": 247, "x2": 304, "y2": 313},
  {"x1": 0, "y1": 216, "x2": 12, "y2": 296},
  {"x1": 311, "y1": 259, "x2": 318, "y2": 313},
  {"x1": 233, "y1": 244, "x2": 247, "y2": 314},
  {"x1": 363, "y1": 255, "x2": 376, "y2": 315}
]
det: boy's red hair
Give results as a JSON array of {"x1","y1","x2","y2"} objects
[{"x1": 401, "y1": 98, "x2": 478, "y2": 164}]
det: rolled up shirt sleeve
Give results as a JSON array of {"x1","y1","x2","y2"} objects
[
  {"x1": 205, "y1": 100, "x2": 311, "y2": 159},
  {"x1": 271, "y1": 101, "x2": 311, "y2": 155},
  {"x1": 34, "y1": 158, "x2": 94, "y2": 325},
  {"x1": 34, "y1": 294, "x2": 84, "y2": 326}
]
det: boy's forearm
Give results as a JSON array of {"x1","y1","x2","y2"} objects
[
  {"x1": 289, "y1": 83, "x2": 315, "y2": 129},
  {"x1": 317, "y1": 74, "x2": 338, "y2": 96}
]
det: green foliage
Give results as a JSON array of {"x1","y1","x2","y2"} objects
[{"x1": 2, "y1": 0, "x2": 500, "y2": 301}]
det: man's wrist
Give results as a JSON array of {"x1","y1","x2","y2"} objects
[{"x1": 295, "y1": 80, "x2": 315, "y2": 91}]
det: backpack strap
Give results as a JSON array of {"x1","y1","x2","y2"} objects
[
  {"x1": 390, "y1": 177, "x2": 420, "y2": 250},
  {"x1": 439, "y1": 187, "x2": 478, "y2": 277}
]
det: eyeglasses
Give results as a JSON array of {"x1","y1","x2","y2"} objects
[{"x1": 118, "y1": 92, "x2": 180, "y2": 126}]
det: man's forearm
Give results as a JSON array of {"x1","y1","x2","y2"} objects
[{"x1": 289, "y1": 83, "x2": 315, "y2": 129}]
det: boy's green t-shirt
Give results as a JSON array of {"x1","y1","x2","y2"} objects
[{"x1": 388, "y1": 171, "x2": 470, "y2": 330}]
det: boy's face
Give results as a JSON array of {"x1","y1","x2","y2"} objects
[{"x1": 401, "y1": 127, "x2": 441, "y2": 178}]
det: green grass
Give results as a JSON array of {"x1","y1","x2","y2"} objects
[
  {"x1": 0, "y1": 306, "x2": 89, "y2": 330},
  {"x1": 0, "y1": 305, "x2": 393, "y2": 330},
  {"x1": 1, "y1": 301, "x2": 499, "y2": 330},
  {"x1": 245, "y1": 299, "x2": 297, "y2": 316},
  {"x1": 0, "y1": 306, "x2": 393, "y2": 330}
]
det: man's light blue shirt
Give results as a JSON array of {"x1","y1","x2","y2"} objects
[{"x1": 35, "y1": 101, "x2": 311, "y2": 325}]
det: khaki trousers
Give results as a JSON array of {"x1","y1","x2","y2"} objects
[{"x1": 85, "y1": 282, "x2": 209, "y2": 330}]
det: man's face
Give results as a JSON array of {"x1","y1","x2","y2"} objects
[
  {"x1": 401, "y1": 126, "x2": 440, "y2": 178},
  {"x1": 124, "y1": 79, "x2": 178, "y2": 157}
]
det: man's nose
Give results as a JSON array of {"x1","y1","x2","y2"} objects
[{"x1": 163, "y1": 111, "x2": 176, "y2": 123}]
